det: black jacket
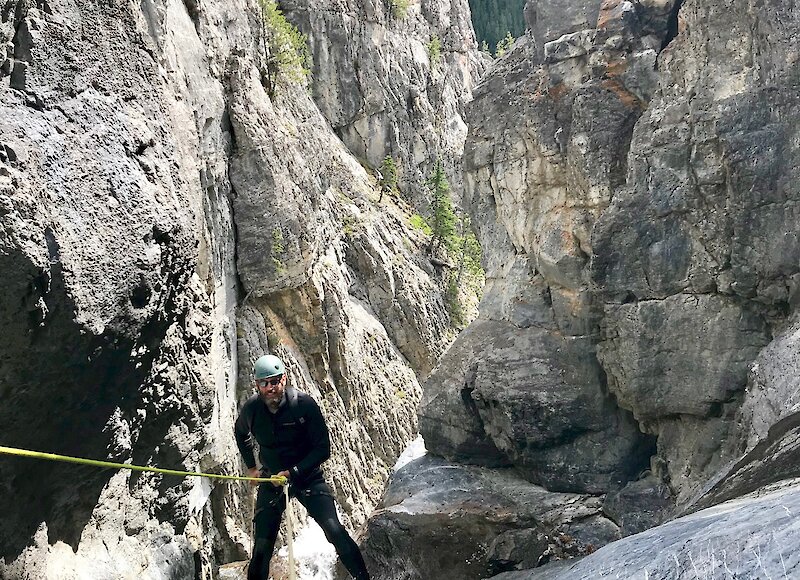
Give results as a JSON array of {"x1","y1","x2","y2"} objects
[{"x1": 234, "y1": 387, "x2": 331, "y2": 485}]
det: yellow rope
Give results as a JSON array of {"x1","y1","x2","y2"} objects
[
  {"x1": 0, "y1": 445, "x2": 287, "y2": 484},
  {"x1": 0, "y1": 444, "x2": 298, "y2": 575},
  {"x1": 285, "y1": 483, "x2": 296, "y2": 580}
]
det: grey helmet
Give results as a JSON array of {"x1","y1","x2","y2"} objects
[{"x1": 254, "y1": 354, "x2": 285, "y2": 379}]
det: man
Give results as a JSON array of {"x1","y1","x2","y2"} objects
[{"x1": 235, "y1": 354, "x2": 370, "y2": 580}]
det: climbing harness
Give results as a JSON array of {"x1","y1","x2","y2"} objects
[{"x1": 0, "y1": 445, "x2": 298, "y2": 579}]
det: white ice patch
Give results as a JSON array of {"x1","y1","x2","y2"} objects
[
  {"x1": 188, "y1": 476, "x2": 213, "y2": 514},
  {"x1": 277, "y1": 519, "x2": 337, "y2": 580},
  {"x1": 393, "y1": 435, "x2": 426, "y2": 472}
]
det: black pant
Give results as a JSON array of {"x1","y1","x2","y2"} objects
[{"x1": 248, "y1": 478, "x2": 370, "y2": 580}]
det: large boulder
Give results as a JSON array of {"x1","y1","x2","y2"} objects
[
  {"x1": 419, "y1": 318, "x2": 652, "y2": 494},
  {"x1": 359, "y1": 455, "x2": 622, "y2": 580},
  {"x1": 590, "y1": 0, "x2": 800, "y2": 502}
]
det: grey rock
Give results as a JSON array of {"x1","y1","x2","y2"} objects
[
  {"x1": 360, "y1": 454, "x2": 621, "y2": 580},
  {"x1": 0, "y1": 0, "x2": 247, "y2": 574},
  {"x1": 525, "y1": 0, "x2": 604, "y2": 47},
  {"x1": 0, "y1": 0, "x2": 473, "y2": 576},
  {"x1": 598, "y1": 294, "x2": 770, "y2": 422},
  {"x1": 282, "y1": 0, "x2": 487, "y2": 208},
  {"x1": 419, "y1": 318, "x2": 653, "y2": 494},
  {"x1": 602, "y1": 475, "x2": 673, "y2": 536},
  {"x1": 543, "y1": 30, "x2": 595, "y2": 64},
  {"x1": 416, "y1": 0, "x2": 800, "y2": 576},
  {"x1": 490, "y1": 480, "x2": 800, "y2": 580},
  {"x1": 586, "y1": 0, "x2": 800, "y2": 504},
  {"x1": 487, "y1": 529, "x2": 549, "y2": 575},
  {"x1": 682, "y1": 321, "x2": 800, "y2": 512},
  {"x1": 228, "y1": 76, "x2": 454, "y2": 524},
  {"x1": 426, "y1": 2, "x2": 664, "y2": 505},
  {"x1": 737, "y1": 320, "x2": 800, "y2": 449},
  {"x1": 433, "y1": 1, "x2": 800, "y2": 570}
]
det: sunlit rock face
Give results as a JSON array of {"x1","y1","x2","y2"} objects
[
  {"x1": 0, "y1": 0, "x2": 246, "y2": 575},
  {"x1": 282, "y1": 0, "x2": 487, "y2": 207},
  {"x1": 420, "y1": 0, "x2": 671, "y2": 500},
  {"x1": 0, "y1": 0, "x2": 478, "y2": 576}
]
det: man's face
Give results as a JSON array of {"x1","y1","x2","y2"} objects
[{"x1": 256, "y1": 374, "x2": 286, "y2": 406}]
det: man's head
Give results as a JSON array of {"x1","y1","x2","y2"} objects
[{"x1": 254, "y1": 354, "x2": 286, "y2": 407}]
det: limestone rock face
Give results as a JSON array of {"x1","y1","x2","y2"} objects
[
  {"x1": 0, "y1": 0, "x2": 473, "y2": 576},
  {"x1": 0, "y1": 0, "x2": 246, "y2": 575},
  {"x1": 598, "y1": 295, "x2": 769, "y2": 422},
  {"x1": 676, "y1": 322, "x2": 800, "y2": 515},
  {"x1": 591, "y1": 0, "x2": 800, "y2": 502},
  {"x1": 226, "y1": 59, "x2": 452, "y2": 533},
  {"x1": 282, "y1": 0, "x2": 487, "y2": 206},
  {"x1": 420, "y1": 318, "x2": 652, "y2": 494},
  {"x1": 420, "y1": 0, "x2": 669, "y2": 497},
  {"x1": 228, "y1": 58, "x2": 452, "y2": 377},
  {"x1": 415, "y1": 0, "x2": 800, "y2": 573},
  {"x1": 734, "y1": 321, "x2": 800, "y2": 452}
]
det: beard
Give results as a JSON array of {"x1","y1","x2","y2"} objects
[{"x1": 260, "y1": 389, "x2": 284, "y2": 409}]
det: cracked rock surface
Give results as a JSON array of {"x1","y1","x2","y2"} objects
[
  {"x1": 410, "y1": 0, "x2": 800, "y2": 575},
  {"x1": 0, "y1": 0, "x2": 480, "y2": 577}
]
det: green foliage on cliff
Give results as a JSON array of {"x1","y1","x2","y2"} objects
[
  {"x1": 389, "y1": 0, "x2": 410, "y2": 19},
  {"x1": 419, "y1": 161, "x2": 485, "y2": 328},
  {"x1": 495, "y1": 31, "x2": 515, "y2": 57},
  {"x1": 271, "y1": 227, "x2": 286, "y2": 273},
  {"x1": 258, "y1": 0, "x2": 311, "y2": 96},
  {"x1": 427, "y1": 35, "x2": 442, "y2": 70},
  {"x1": 410, "y1": 213, "x2": 433, "y2": 235},
  {"x1": 378, "y1": 156, "x2": 399, "y2": 201},
  {"x1": 447, "y1": 215, "x2": 483, "y2": 328},
  {"x1": 426, "y1": 160, "x2": 457, "y2": 255},
  {"x1": 468, "y1": 0, "x2": 525, "y2": 55}
]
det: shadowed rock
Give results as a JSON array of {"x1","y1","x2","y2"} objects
[{"x1": 420, "y1": 319, "x2": 653, "y2": 494}]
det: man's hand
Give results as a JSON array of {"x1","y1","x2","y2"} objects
[
  {"x1": 247, "y1": 467, "x2": 261, "y2": 487},
  {"x1": 273, "y1": 470, "x2": 290, "y2": 487}
]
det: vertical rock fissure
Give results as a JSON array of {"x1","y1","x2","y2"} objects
[{"x1": 661, "y1": 0, "x2": 684, "y2": 51}]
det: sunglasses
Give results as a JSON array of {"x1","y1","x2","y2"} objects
[{"x1": 255, "y1": 376, "x2": 283, "y2": 388}]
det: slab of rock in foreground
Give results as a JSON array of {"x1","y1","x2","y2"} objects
[
  {"x1": 490, "y1": 479, "x2": 800, "y2": 579},
  {"x1": 359, "y1": 455, "x2": 622, "y2": 580}
]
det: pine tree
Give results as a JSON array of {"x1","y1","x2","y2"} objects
[
  {"x1": 258, "y1": 0, "x2": 311, "y2": 97},
  {"x1": 467, "y1": 0, "x2": 526, "y2": 51},
  {"x1": 453, "y1": 214, "x2": 482, "y2": 287},
  {"x1": 495, "y1": 31, "x2": 515, "y2": 57},
  {"x1": 426, "y1": 160, "x2": 456, "y2": 255},
  {"x1": 378, "y1": 156, "x2": 398, "y2": 202}
]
